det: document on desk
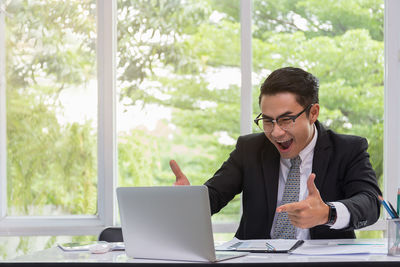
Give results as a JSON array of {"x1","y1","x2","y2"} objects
[
  {"x1": 215, "y1": 238, "x2": 304, "y2": 253},
  {"x1": 290, "y1": 241, "x2": 387, "y2": 255},
  {"x1": 57, "y1": 242, "x2": 125, "y2": 252}
]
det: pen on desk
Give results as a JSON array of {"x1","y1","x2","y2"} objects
[
  {"x1": 397, "y1": 188, "x2": 400, "y2": 215},
  {"x1": 289, "y1": 240, "x2": 304, "y2": 252},
  {"x1": 265, "y1": 242, "x2": 276, "y2": 251},
  {"x1": 378, "y1": 195, "x2": 398, "y2": 219}
]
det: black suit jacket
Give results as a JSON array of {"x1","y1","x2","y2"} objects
[{"x1": 204, "y1": 121, "x2": 381, "y2": 239}]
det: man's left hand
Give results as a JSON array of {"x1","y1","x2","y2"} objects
[{"x1": 276, "y1": 173, "x2": 330, "y2": 229}]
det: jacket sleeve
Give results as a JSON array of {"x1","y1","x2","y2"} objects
[
  {"x1": 338, "y1": 137, "x2": 382, "y2": 230},
  {"x1": 204, "y1": 136, "x2": 245, "y2": 215}
]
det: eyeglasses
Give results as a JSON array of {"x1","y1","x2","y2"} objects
[{"x1": 254, "y1": 104, "x2": 314, "y2": 133}]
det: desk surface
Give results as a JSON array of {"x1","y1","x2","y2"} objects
[{"x1": 5, "y1": 239, "x2": 400, "y2": 266}]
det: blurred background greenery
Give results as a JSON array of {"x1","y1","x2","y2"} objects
[{"x1": 2, "y1": 0, "x2": 383, "y2": 259}]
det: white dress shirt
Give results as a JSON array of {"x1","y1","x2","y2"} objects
[{"x1": 270, "y1": 124, "x2": 350, "y2": 240}]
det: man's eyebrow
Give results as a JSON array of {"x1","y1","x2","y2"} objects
[{"x1": 262, "y1": 111, "x2": 294, "y2": 119}]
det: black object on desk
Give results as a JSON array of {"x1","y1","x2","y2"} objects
[
  {"x1": 98, "y1": 226, "x2": 124, "y2": 242},
  {"x1": 226, "y1": 240, "x2": 304, "y2": 253}
]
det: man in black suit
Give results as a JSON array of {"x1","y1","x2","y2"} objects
[{"x1": 170, "y1": 67, "x2": 381, "y2": 239}]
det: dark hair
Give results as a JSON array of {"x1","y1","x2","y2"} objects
[{"x1": 258, "y1": 67, "x2": 319, "y2": 109}]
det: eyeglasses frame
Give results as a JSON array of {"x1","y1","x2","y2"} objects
[{"x1": 254, "y1": 104, "x2": 314, "y2": 133}]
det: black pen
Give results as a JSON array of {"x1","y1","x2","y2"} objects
[
  {"x1": 388, "y1": 201, "x2": 399, "y2": 218},
  {"x1": 379, "y1": 196, "x2": 398, "y2": 219},
  {"x1": 288, "y1": 240, "x2": 304, "y2": 253}
]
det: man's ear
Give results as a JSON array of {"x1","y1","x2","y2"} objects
[{"x1": 310, "y1": 104, "x2": 320, "y2": 124}]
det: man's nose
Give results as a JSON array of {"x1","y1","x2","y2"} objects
[{"x1": 270, "y1": 122, "x2": 286, "y2": 137}]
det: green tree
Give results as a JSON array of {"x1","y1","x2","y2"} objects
[{"x1": 6, "y1": 0, "x2": 99, "y2": 215}]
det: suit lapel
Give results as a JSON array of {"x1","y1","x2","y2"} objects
[
  {"x1": 261, "y1": 142, "x2": 280, "y2": 235},
  {"x1": 312, "y1": 121, "x2": 332, "y2": 190}
]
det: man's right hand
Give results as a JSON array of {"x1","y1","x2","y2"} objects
[{"x1": 169, "y1": 160, "x2": 190, "y2": 185}]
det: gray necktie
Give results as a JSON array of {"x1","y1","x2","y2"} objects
[{"x1": 272, "y1": 155, "x2": 302, "y2": 239}]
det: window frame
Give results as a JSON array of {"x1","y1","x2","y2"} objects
[
  {"x1": 0, "y1": 0, "x2": 6, "y2": 221},
  {"x1": 0, "y1": 0, "x2": 397, "y2": 235},
  {"x1": 0, "y1": 0, "x2": 116, "y2": 236},
  {"x1": 384, "y1": 0, "x2": 400, "y2": 217}
]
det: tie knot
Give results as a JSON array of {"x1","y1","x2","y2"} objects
[{"x1": 290, "y1": 155, "x2": 301, "y2": 167}]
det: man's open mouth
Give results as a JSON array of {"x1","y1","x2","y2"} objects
[{"x1": 277, "y1": 139, "x2": 293, "y2": 150}]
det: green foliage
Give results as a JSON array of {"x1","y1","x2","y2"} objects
[
  {"x1": 252, "y1": 0, "x2": 383, "y2": 41},
  {"x1": 117, "y1": 0, "x2": 211, "y2": 98},
  {"x1": 7, "y1": 87, "x2": 98, "y2": 215},
  {"x1": 118, "y1": 129, "x2": 161, "y2": 186},
  {"x1": 6, "y1": 0, "x2": 96, "y2": 88},
  {"x1": 356, "y1": 230, "x2": 383, "y2": 239},
  {"x1": 6, "y1": 0, "x2": 98, "y2": 215},
  {"x1": 183, "y1": 21, "x2": 241, "y2": 68}
]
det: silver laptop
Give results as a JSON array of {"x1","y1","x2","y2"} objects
[{"x1": 116, "y1": 185, "x2": 247, "y2": 262}]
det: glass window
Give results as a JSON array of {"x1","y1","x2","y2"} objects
[
  {"x1": 116, "y1": 0, "x2": 241, "y2": 223},
  {"x1": 252, "y1": 0, "x2": 384, "y2": 237},
  {"x1": 5, "y1": 0, "x2": 98, "y2": 216}
]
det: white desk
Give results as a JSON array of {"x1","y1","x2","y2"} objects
[{"x1": 6, "y1": 239, "x2": 400, "y2": 266}]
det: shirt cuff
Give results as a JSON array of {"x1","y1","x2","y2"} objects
[{"x1": 330, "y1": 201, "x2": 350, "y2": 229}]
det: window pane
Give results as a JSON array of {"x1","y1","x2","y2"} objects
[
  {"x1": 6, "y1": 0, "x2": 98, "y2": 216},
  {"x1": 117, "y1": 0, "x2": 241, "y2": 223},
  {"x1": 252, "y1": 0, "x2": 384, "y2": 237}
]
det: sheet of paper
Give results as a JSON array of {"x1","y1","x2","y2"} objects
[
  {"x1": 290, "y1": 241, "x2": 387, "y2": 255},
  {"x1": 215, "y1": 237, "x2": 240, "y2": 250}
]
